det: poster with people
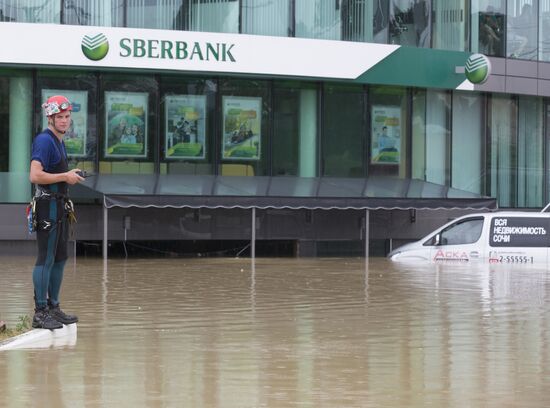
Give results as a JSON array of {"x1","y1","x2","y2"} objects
[
  {"x1": 222, "y1": 96, "x2": 261, "y2": 160},
  {"x1": 105, "y1": 91, "x2": 147, "y2": 158},
  {"x1": 165, "y1": 95, "x2": 206, "y2": 160},
  {"x1": 41, "y1": 89, "x2": 88, "y2": 157},
  {"x1": 371, "y1": 105, "x2": 401, "y2": 164}
]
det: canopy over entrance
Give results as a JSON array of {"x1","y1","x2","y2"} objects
[
  {"x1": 76, "y1": 174, "x2": 497, "y2": 211},
  {"x1": 74, "y1": 174, "x2": 497, "y2": 261}
]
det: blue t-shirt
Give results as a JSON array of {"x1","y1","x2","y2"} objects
[{"x1": 31, "y1": 129, "x2": 67, "y2": 173}]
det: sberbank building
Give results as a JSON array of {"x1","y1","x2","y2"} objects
[{"x1": 0, "y1": 2, "x2": 546, "y2": 257}]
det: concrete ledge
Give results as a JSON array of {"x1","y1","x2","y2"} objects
[{"x1": 0, "y1": 324, "x2": 77, "y2": 350}]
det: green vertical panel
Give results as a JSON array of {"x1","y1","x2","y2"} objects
[
  {"x1": 299, "y1": 89, "x2": 317, "y2": 177},
  {"x1": 8, "y1": 75, "x2": 32, "y2": 202},
  {"x1": 490, "y1": 95, "x2": 516, "y2": 207},
  {"x1": 425, "y1": 90, "x2": 451, "y2": 185},
  {"x1": 517, "y1": 96, "x2": 543, "y2": 207},
  {"x1": 452, "y1": 92, "x2": 484, "y2": 195},
  {"x1": 411, "y1": 90, "x2": 426, "y2": 180}
]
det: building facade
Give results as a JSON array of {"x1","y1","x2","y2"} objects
[{"x1": 0, "y1": 0, "x2": 549, "y2": 256}]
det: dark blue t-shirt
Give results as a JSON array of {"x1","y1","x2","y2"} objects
[{"x1": 31, "y1": 129, "x2": 67, "y2": 172}]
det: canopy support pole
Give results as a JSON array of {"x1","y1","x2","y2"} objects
[
  {"x1": 251, "y1": 208, "x2": 256, "y2": 259},
  {"x1": 103, "y1": 199, "x2": 108, "y2": 266},
  {"x1": 364, "y1": 209, "x2": 370, "y2": 258}
]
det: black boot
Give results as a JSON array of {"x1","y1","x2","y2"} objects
[
  {"x1": 32, "y1": 307, "x2": 63, "y2": 330},
  {"x1": 48, "y1": 302, "x2": 78, "y2": 325}
]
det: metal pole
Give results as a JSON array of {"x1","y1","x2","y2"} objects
[
  {"x1": 365, "y1": 209, "x2": 369, "y2": 258},
  {"x1": 251, "y1": 207, "x2": 256, "y2": 259},
  {"x1": 103, "y1": 200, "x2": 108, "y2": 265}
]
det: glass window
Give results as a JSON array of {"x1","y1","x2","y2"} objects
[
  {"x1": 62, "y1": 0, "x2": 124, "y2": 26},
  {"x1": 372, "y1": 0, "x2": 390, "y2": 43},
  {"x1": 99, "y1": 75, "x2": 158, "y2": 175},
  {"x1": 36, "y1": 70, "x2": 99, "y2": 176},
  {"x1": 159, "y1": 76, "x2": 215, "y2": 175},
  {"x1": 540, "y1": 0, "x2": 550, "y2": 60},
  {"x1": 471, "y1": 0, "x2": 505, "y2": 56},
  {"x1": 434, "y1": 218, "x2": 484, "y2": 245},
  {"x1": 412, "y1": 89, "x2": 450, "y2": 185},
  {"x1": 389, "y1": 0, "x2": 431, "y2": 47},
  {"x1": 242, "y1": 0, "x2": 290, "y2": 37},
  {"x1": 432, "y1": 0, "x2": 468, "y2": 51},
  {"x1": 183, "y1": 0, "x2": 239, "y2": 33},
  {"x1": 295, "y1": 0, "x2": 341, "y2": 40},
  {"x1": 0, "y1": 0, "x2": 60, "y2": 23},
  {"x1": 272, "y1": 81, "x2": 318, "y2": 177},
  {"x1": 451, "y1": 92, "x2": 485, "y2": 195},
  {"x1": 219, "y1": 79, "x2": 269, "y2": 176},
  {"x1": 126, "y1": 0, "x2": 182, "y2": 29},
  {"x1": 489, "y1": 95, "x2": 516, "y2": 207},
  {"x1": 322, "y1": 84, "x2": 364, "y2": 177},
  {"x1": 507, "y1": 0, "x2": 538, "y2": 59},
  {"x1": 517, "y1": 96, "x2": 543, "y2": 207},
  {"x1": 369, "y1": 86, "x2": 408, "y2": 178},
  {"x1": 341, "y1": 0, "x2": 390, "y2": 43}
]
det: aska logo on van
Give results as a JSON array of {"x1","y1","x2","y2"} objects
[{"x1": 433, "y1": 249, "x2": 469, "y2": 262}]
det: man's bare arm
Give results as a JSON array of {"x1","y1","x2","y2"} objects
[{"x1": 29, "y1": 160, "x2": 83, "y2": 185}]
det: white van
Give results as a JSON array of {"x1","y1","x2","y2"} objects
[{"x1": 388, "y1": 210, "x2": 550, "y2": 264}]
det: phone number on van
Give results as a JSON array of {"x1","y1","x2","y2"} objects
[{"x1": 489, "y1": 255, "x2": 534, "y2": 264}]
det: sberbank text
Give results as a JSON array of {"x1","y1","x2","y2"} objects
[{"x1": 119, "y1": 38, "x2": 236, "y2": 62}]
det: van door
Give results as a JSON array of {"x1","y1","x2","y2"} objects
[{"x1": 427, "y1": 217, "x2": 485, "y2": 262}]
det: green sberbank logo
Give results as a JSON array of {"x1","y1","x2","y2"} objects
[
  {"x1": 81, "y1": 33, "x2": 109, "y2": 61},
  {"x1": 465, "y1": 53, "x2": 491, "y2": 84}
]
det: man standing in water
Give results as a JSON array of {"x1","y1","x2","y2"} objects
[{"x1": 29, "y1": 95, "x2": 84, "y2": 329}]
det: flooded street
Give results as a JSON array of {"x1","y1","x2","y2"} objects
[{"x1": 1, "y1": 256, "x2": 550, "y2": 407}]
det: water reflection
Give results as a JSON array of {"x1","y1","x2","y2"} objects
[{"x1": 1, "y1": 257, "x2": 549, "y2": 407}]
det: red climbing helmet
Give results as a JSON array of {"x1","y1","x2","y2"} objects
[{"x1": 42, "y1": 95, "x2": 72, "y2": 117}]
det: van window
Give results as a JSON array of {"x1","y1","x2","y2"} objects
[{"x1": 425, "y1": 218, "x2": 484, "y2": 246}]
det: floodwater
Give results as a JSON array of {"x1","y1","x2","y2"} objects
[{"x1": 1, "y1": 256, "x2": 550, "y2": 407}]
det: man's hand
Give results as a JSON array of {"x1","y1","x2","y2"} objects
[{"x1": 65, "y1": 169, "x2": 85, "y2": 185}]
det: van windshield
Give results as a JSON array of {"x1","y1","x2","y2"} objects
[{"x1": 425, "y1": 217, "x2": 484, "y2": 246}]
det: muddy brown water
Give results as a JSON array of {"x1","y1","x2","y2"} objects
[{"x1": 1, "y1": 256, "x2": 550, "y2": 407}]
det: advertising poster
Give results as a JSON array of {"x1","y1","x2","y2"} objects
[
  {"x1": 105, "y1": 91, "x2": 147, "y2": 158},
  {"x1": 222, "y1": 96, "x2": 261, "y2": 160},
  {"x1": 41, "y1": 89, "x2": 88, "y2": 157},
  {"x1": 371, "y1": 105, "x2": 401, "y2": 164},
  {"x1": 165, "y1": 95, "x2": 206, "y2": 160}
]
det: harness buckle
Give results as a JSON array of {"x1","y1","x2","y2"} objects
[{"x1": 65, "y1": 199, "x2": 77, "y2": 224}]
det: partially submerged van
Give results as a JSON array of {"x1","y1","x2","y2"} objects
[{"x1": 389, "y1": 209, "x2": 550, "y2": 264}]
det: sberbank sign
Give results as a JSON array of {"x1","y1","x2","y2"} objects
[
  {"x1": 81, "y1": 33, "x2": 236, "y2": 63},
  {"x1": 120, "y1": 37, "x2": 236, "y2": 62}
]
